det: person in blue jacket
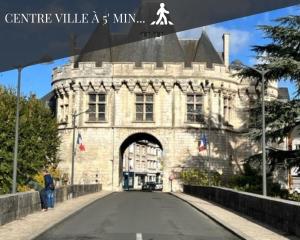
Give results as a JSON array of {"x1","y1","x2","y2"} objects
[{"x1": 43, "y1": 170, "x2": 55, "y2": 208}]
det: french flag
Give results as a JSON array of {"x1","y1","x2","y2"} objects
[
  {"x1": 77, "y1": 133, "x2": 86, "y2": 152},
  {"x1": 198, "y1": 134, "x2": 208, "y2": 152}
]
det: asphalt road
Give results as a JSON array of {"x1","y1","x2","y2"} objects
[{"x1": 35, "y1": 192, "x2": 241, "y2": 240}]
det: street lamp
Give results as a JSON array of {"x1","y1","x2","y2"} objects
[
  {"x1": 230, "y1": 60, "x2": 270, "y2": 196},
  {"x1": 70, "y1": 109, "x2": 91, "y2": 190},
  {"x1": 12, "y1": 56, "x2": 53, "y2": 194}
]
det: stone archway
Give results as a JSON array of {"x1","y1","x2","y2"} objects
[{"x1": 119, "y1": 132, "x2": 164, "y2": 190}]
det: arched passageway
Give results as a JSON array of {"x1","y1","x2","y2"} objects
[{"x1": 119, "y1": 133, "x2": 164, "y2": 190}]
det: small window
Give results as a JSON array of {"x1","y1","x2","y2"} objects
[
  {"x1": 88, "y1": 93, "x2": 106, "y2": 122},
  {"x1": 187, "y1": 94, "x2": 203, "y2": 123},
  {"x1": 249, "y1": 99, "x2": 260, "y2": 128},
  {"x1": 136, "y1": 94, "x2": 154, "y2": 121},
  {"x1": 59, "y1": 95, "x2": 69, "y2": 123}
]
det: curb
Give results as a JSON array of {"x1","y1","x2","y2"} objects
[
  {"x1": 170, "y1": 192, "x2": 254, "y2": 240},
  {"x1": 30, "y1": 191, "x2": 113, "y2": 240}
]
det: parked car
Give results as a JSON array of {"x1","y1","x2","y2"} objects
[
  {"x1": 142, "y1": 182, "x2": 156, "y2": 191},
  {"x1": 155, "y1": 182, "x2": 163, "y2": 191},
  {"x1": 292, "y1": 187, "x2": 300, "y2": 195}
]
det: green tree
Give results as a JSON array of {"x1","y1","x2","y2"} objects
[
  {"x1": 248, "y1": 99, "x2": 300, "y2": 143},
  {"x1": 236, "y1": 15, "x2": 300, "y2": 93},
  {"x1": 232, "y1": 15, "x2": 300, "y2": 198},
  {"x1": 0, "y1": 87, "x2": 61, "y2": 194},
  {"x1": 234, "y1": 15, "x2": 300, "y2": 143}
]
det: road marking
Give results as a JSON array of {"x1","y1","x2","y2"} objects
[{"x1": 136, "y1": 233, "x2": 143, "y2": 240}]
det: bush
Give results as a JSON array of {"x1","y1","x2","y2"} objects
[
  {"x1": 180, "y1": 168, "x2": 221, "y2": 186},
  {"x1": 228, "y1": 163, "x2": 291, "y2": 198}
]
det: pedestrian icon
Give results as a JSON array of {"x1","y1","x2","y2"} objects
[{"x1": 151, "y1": 3, "x2": 174, "y2": 26}]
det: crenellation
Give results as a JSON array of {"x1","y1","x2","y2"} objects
[{"x1": 53, "y1": 62, "x2": 236, "y2": 84}]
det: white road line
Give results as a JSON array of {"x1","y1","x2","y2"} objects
[{"x1": 136, "y1": 233, "x2": 143, "y2": 240}]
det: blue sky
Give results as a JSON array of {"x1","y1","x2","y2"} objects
[{"x1": 0, "y1": 5, "x2": 299, "y2": 99}]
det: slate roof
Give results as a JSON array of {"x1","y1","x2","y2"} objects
[
  {"x1": 76, "y1": 31, "x2": 224, "y2": 68},
  {"x1": 41, "y1": 91, "x2": 56, "y2": 114},
  {"x1": 41, "y1": 91, "x2": 55, "y2": 103},
  {"x1": 193, "y1": 32, "x2": 224, "y2": 67}
]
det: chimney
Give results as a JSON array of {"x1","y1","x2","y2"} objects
[{"x1": 223, "y1": 33, "x2": 230, "y2": 68}]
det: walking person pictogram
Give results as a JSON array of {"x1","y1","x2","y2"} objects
[{"x1": 151, "y1": 3, "x2": 174, "y2": 25}]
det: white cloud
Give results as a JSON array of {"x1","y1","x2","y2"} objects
[
  {"x1": 248, "y1": 51, "x2": 269, "y2": 66},
  {"x1": 177, "y1": 25, "x2": 251, "y2": 54}
]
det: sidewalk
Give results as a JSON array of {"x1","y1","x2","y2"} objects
[
  {"x1": 172, "y1": 192, "x2": 300, "y2": 240},
  {"x1": 0, "y1": 191, "x2": 112, "y2": 240}
]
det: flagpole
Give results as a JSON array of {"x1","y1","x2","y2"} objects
[
  {"x1": 70, "y1": 109, "x2": 90, "y2": 196},
  {"x1": 71, "y1": 112, "x2": 76, "y2": 195},
  {"x1": 207, "y1": 88, "x2": 212, "y2": 186},
  {"x1": 207, "y1": 115, "x2": 211, "y2": 186}
]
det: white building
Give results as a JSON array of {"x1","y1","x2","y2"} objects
[{"x1": 123, "y1": 141, "x2": 162, "y2": 189}]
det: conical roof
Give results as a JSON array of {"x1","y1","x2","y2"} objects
[{"x1": 193, "y1": 31, "x2": 223, "y2": 67}]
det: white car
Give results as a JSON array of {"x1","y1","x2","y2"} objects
[
  {"x1": 155, "y1": 183, "x2": 163, "y2": 191},
  {"x1": 289, "y1": 187, "x2": 300, "y2": 195},
  {"x1": 292, "y1": 188, "x2": 300, "y2": 194}
]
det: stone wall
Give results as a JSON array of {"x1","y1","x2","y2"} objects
[
  {"x1": 183, "y1": 185, "x2": 300, "y2": 237},
  {"x1": 0, "y1": 184, "x2": 102, "y2": 226},
  {"x1": 0, "y1": 191, "x2": 40, "y2": 226}
]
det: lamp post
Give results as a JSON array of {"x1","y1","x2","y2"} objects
[
  {"x1": 12, "y1": 56, "x2": 53, "y2": 194},
  {"x1": 230, "y1": 60, "x2": 269, "y2": 196},
  {"x1": 70, "y1": 110, "x2": 90, "y2": 189},
  {"x1": 12, "y1": 67, "x2": 21, "y2": 194}
]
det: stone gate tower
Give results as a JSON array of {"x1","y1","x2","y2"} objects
[{"x1": 52, "y1": 30, "x2": 278, "y2": 191}]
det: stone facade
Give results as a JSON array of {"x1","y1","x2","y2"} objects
[{"x1": 52, "y1": 33, "x2": 278, "y2": 192}]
